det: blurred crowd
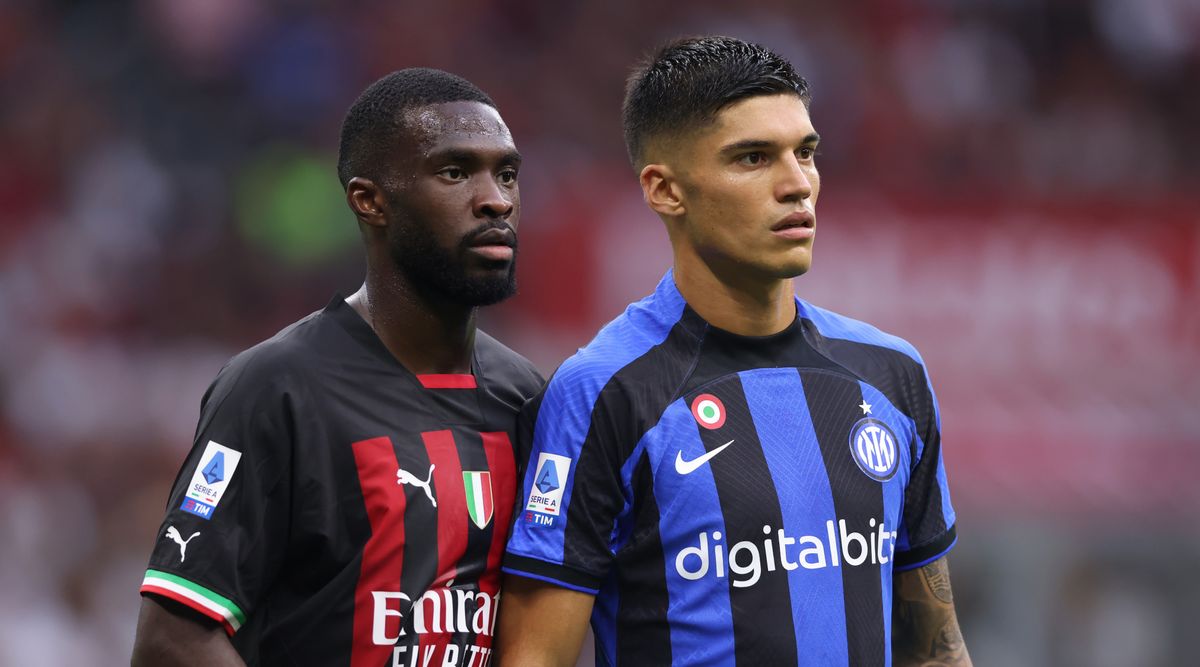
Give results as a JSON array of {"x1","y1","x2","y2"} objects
[{"x1": 0, "y1": 0, "x2": 1197, "y2": 664}]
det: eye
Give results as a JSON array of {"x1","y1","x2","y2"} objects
[
  {"x1": 498, "y1": 168, "x2": 518, "y2": 185},
  {"x1": 439, "y1": 166, "x2": 468, "y2": 181},
  {"x1": 798, "y1": 146, "x2": 820, "y2": 161},
  {"x1": 738, "y1": 152, "x2": 767, "y2": 166}
]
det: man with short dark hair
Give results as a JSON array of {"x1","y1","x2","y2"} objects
[
  {"x1": 497, "y1": 37, "x2": 971, "y2": 666},
  {"x1": 131, "y1": 68, "x2": 542, "y2": 666}
]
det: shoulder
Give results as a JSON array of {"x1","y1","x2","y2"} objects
[
  {"x1": 796, "y1": 298, "x2": 939, "y2": 419},
  {"x1": 203, "y1": 308, "x2": 329, "y2": 412},
  {"x1": 475, "y1": 329, "x2": 544, "y2": 401},
  {"x1": 185, "y1": 309, "x2": 333, "y2": 464},
  {"x1": 796, "y1": 299, "x2": 925, "y2": 368},
  {"x1": 541, "y1": 284, "x2": 690, "y2": 415},
  {"x1": 556, "y1": 285, "x2": 687, "y2": 388}
]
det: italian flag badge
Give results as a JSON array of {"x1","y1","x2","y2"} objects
[
  {"x1": 463, "y1": 471, "x2": 494, "y2": 529},
  {"x1": 691, "y1": 393, "x2": 727, "y2": 430}
]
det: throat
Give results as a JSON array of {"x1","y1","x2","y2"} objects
[
  {"x1": 672, "y1": 262, "x2": 796, "y2": 336},
  {"x1": 347, "y1": 282, "x2": 477, "y2": 374}
]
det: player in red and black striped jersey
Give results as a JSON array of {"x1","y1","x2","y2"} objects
[{"x1": 131, "y1": 68, "x2": 542, "y2": 667}]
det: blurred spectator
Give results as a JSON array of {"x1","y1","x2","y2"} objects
[{"x1": 0, "y1": 0, "x2": 1196, "y2": 663}]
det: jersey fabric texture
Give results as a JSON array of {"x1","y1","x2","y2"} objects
[
  {"x1": 141, "y1": 296, "x2": 542, "y2": 667},
  {"x1": 503, "y1": 271, "x2": 956, "y2": 667}
]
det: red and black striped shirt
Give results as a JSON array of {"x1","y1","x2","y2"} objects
[{"x1": 140, "y1": 296, "x2": 542, "y2": 666}]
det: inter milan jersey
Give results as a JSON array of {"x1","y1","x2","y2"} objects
[
  {"x1": 140, "y1": 296, "x2": 542, "y2": 667},
  {"x1": 503, "y1": 271, "x2": 957, "y2": 667}
]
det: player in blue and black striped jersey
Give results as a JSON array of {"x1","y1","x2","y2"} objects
[{"x1": 498, "y1": 37, "x2": 972, "y2": 666}]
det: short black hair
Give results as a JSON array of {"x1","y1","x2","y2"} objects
[
  {"x1": 337, "y1": 68, "x2": 496, "y2": 188},
  {"x1": 622, "y1": 36, "x2": 811, "y2": 167}
]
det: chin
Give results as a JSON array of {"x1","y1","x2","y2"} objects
[
  {"x1": 765, "y1": 256, "x2": 812, "y2": 280},
  {"x1": 782, "y1": 249, "x2": 814, "y2": 278}
]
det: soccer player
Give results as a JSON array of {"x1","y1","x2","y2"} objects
[
  {"x1": 498, "y1": 37, "x2": 971, "y2": 666},
  {"x1": 131, "y1": 68, "x2": 542, "y2": 666}
]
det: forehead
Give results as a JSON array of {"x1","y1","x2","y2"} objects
[
  {"x1": 402, "y1": 101, "x2": 513, "y2": 153},
  {"x1": 706, "y1": 94, "x2": 815, "y2": 145}
]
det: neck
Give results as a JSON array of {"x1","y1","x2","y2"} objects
[
  {"x1": 673, "y1": 251, "x2": 796, "y2": 336},
  {"x1": 347, "y1": 265, "x2": 477, "y2": 375}
]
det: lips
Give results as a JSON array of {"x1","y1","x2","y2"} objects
[
  {"x1": 771, "y1": 211, "x2": 816, "y2": 241},
  {"x1": 467, "y1": 226, "x2": 516, "y2": 248},
  {"x1": 464, "y1": 224, "x2": 517, "y2": 263},
  {"x1": 771, "y1": 211, "x2": 815, "y2": 232}
]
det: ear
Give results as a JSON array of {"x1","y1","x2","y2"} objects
[
  {"x1": 639, "y1": 163, "x2": 685, "y2": 218},
  {"x1": 346, "y1": 177, "x2": 388, "y2": 228}
]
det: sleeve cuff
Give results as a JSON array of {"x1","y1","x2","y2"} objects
[
  {"x1": 892, "y1": 524, "x2": 957, "y2": 572},
  {"x1": 502, "y1": 553, "x2": 603, "y2": 594},
  {"x1": 140, "y1": 569, "x2": 247, "y2": 636}
]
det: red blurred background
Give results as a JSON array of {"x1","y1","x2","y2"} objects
[{"x1": 0, "y1": 1, "x2": 1197, "y2": 664}]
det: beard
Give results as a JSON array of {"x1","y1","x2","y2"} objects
[{"x1": 389, "y1": 218, "x2": 518, "y2": 307}]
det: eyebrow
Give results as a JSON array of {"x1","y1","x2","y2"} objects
[
  {"x1": 718, "y1": 132, "x2": 821, "y2": 154},
  {"x1": 427, "y1": 148, "x2": 523, "y2": 166}
]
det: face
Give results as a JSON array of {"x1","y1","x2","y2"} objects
[
  {"x1": 664, "y1": 94, "x2": 820, "y2": 283},
  {"x1": 383, "y1": 101, "x2": 521, "y2": 306}
]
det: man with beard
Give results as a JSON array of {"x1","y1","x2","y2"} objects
[{"x1": 132, "y1": 68, "x2": 542, "y2": 667}]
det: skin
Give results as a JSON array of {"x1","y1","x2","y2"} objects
[
  {"x1": 131, "y1": 101, "x2": 521, "y2": 666},
  {"x1": 893, "y1": 558, "x2": 973, "y2": 666},
  {"x1": 497, "y1": 93, "x2": 970, "y2": 666},
  {"x1": 496, "y1": 576, "x2": 595, "y2": 666},
  {"x1": 346, "y1": 100, "x2": 522, "y2": 373},
  {"x1": 131, "y1": 598, "x2": 244, "y2": 667},
  {"x1": 645, "y1": 93, "x2": 821, "y2": 336}
]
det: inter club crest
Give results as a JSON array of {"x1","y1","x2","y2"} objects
[
  {"x1": 462, "y1": 471, "x2": 494, "y2": 529},
  {"x1": 848, "y1": 418, "x2": 900, "y2": 481}
]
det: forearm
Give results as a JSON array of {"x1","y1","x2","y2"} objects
[
  {"x1": 131, "y1": 596, "x2": 246, "y2": 667},
  {"x1": 495, "y1": 574, "x2": 594, "y2": 667},
  {"x1": 892, "y1": 557, "x2": 972, "y2": 666}
]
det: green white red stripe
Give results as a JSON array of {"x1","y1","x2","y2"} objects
[
  {"x1": 141, "y1": 569, "x2": 246, "y2": 635},
  {"x1": 463, "y1": 470, "x2": 494, "y2": 529}
]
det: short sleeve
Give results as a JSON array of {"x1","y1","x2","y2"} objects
[
  {"x1": 502, "y1": 362, "x2": 631, "y2": 595},
  {"x1": 139, "y1": 355, "x2": 294, "y2": 635},
  {"x1": 892, "y1": 363, "x2": 957, "y2": 571}
]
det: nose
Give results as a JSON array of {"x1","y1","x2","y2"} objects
[
  {"x1": 775, "y1": 153, "x2": 813, "y2": 203},
  {"x1": 474, "y1": 177, "x2": 515, "y2": 220}
]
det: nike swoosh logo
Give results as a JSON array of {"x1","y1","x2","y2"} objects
[{"x1": 675, "y1": 440, "x2": 734, "y2": 475}]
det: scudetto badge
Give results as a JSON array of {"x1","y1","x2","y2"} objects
[{"x1": 848, "y1": 418, "x2": 899, "y2": 481}]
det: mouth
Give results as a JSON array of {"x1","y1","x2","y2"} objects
[
  {"x1": 771, "y1": 211, "x2": 816, "y2": 241},
  {"x1": 467, "y1": 226, "x2": 516, "y2": 248},
  {"x1": 464, "y1": 225, "x2": 516, "y2": 262}
]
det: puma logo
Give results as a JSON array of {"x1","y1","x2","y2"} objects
[
  {"x1": 397, "y1": 463, "x2": 437, "y2": 508},
  {"x1": 165, "y1": 525, "x2": 200, "y2": 562}
]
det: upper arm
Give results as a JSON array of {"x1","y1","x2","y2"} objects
[
  {"x1": 138, "y1": 357, "x2": 295, "y2": 640},
  {"x1": 131, "y1": 596, "x2": 246, "y2": 667},
  {"x1": 892, "y1": 556, "x2": 972, "y2": 666},
  {"x1": 894, "y1": 358, "x2": 957, "y2": 570},
  {"x1": 496, "y1": 574, "x2": 595, "y2": 667},
  {"x1": 504, "y1": 361, "x2": 633, "y2": 593}
]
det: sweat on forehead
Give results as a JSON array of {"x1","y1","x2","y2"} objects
[
  {"x1": 336, "y1": 67, "x2": 498, "y2": 187},
  {"x1": 401, "y1": 102, "x2": 510, "y2": 150}
]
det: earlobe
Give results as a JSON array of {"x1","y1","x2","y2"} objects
[
  {"x1": 346, "y1": 177, "x2": 387, "y2": 227},
  {"x1": 640, "y1": 164, "x2": 685, "y2": 218}
]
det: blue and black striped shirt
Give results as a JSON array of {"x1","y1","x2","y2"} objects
[{"x1": 504, "y1": 271, "x2": 957, "y2": 666}]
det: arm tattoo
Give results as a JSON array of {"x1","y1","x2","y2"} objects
[
  {"x1": 921, "y1": 559, "x2": 953, "y2": 604},
  {"x1": 892, "y1": 558, "x2": 972, "y2": 666}
]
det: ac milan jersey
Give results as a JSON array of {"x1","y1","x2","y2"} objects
[
  {"x1": 140, "y1": 296, "x2": 542, "y2": 667},
  {"x1": 503, "y1": 271, "x2": 956, "y2": 667}
]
